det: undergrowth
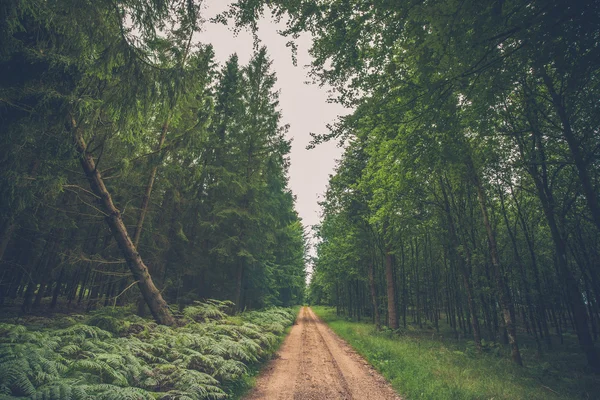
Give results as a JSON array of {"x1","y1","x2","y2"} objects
[
  {"x1": 312, "y1": 306, "x2": 600, "y2": 400},
  {"x1": 0, "y1": 301, "x2": 296, "y2": 399}
]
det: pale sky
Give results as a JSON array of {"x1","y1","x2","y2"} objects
[{"x1": 197, "y1": 2, "x2": 347, "y2": 262}]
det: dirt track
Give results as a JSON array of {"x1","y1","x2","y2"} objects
[{"x1": 245, "y1": 307, "x2": 401, "y2": 400}]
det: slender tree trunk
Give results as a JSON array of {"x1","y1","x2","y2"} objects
[
  {"x1": 415, "y1": 238, "x2": 421, "y2": 328},
  {"x1": 0, "y1": 221, "x2": 15, "y2": 262},
  {"x1": 544, "y1": 205, "x2": 599, "y2": 368},
  {"x1": 132, "y1": 120, "x2": 170, "y2": 247},
  {"x1": 511, "y1": 188, "x2": 552, "y2": 349},
  {"x1": 514, "y1": 118, "x2": 599, "y2": 369},
  {"x1": 383, "y1": 223, "x2": 398, "y2": 330},
  {"x1": 538, "y1": 68, "x2": 600, "y2": 232},
  {"x1": 235, "y1": 259, "x2": 244, "y2": 311},
  {"x1": 70, "y1": 115, "x2": 174, "y2": 326},
  {"x1": 50, "y1": 267, "x2": 65, "y2": 309},
  {"x1": 440, "y1": 177, "x2": 483, "y2": 350},
  {"x1": 499, "y1": 189, "x2": 542, "y2": 353},
  {"x1": 401, "y1": 241, "x2": 407, "y2": 328},
  {"x1": 466, "y1": 155, "x2": 523, "y2": 365},
  {"x1": 367, "y1": 262, "x2": 381, "y2": 330}
]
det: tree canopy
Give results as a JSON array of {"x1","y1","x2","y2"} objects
[{"x1": 0, "y1": 0, "x2": 306, "y2": 326}]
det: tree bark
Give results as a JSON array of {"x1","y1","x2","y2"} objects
[
  {"x1": 367, "y1": 262, "x2": 381, "y2": 330},
  {"x1": 538, "y1": 186, "x2": 599, "y2": 369},
  {"x1": 70, "y1": 115, "x2": 174, "y2": 326},
  {"x1": 132, "y1": 119, "x2": 170, "y2": 247},
  {"x1": 510, "y1": 187, "x2": 553, "y2": 350},
  {"x1": 383, "y1": 221, "x2": 398, "y2": 330},
  {"x1": 384, "y1": 248, "x2": 398, "y2": 330},
  {"x1": 537, "y1": 67, "x2": 600, "y2": 233},
  {"x1": 466, "y1": 155, "x2": 523, "y2": 365},
  {"x1": 514, "y1": 115, "x2": 600, "y2": 369},
  {"x1": 0, "y1": 221, "x2": 15, "y2": 263},
  {"x1": 235, "y1": 259, "x2": 244, "y2": 311},
  {"x1": 440, "y1": 176, "x2": 483, "y2": 351},
  {"x1": 499, "y1": 189, "x2": 542, "y2": 353}
]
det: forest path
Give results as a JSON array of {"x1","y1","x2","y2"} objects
[{"x1": 244, "y1": 306, "x2": 401, "y2": 400}]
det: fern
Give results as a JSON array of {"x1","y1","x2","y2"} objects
[
  {"x1": 183, "y1": 300, "x2": 234, "y2": 323},
  {"x1": 0, "y1": 302, "x2": 296, "y2": 399}
]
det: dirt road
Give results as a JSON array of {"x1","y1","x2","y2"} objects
[{"x1": 245, "y1": 306, "x2": 401, "y2": 400}]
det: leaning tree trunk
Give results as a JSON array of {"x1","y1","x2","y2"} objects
[
  {"x1": 70, "y1": 115, "x2": 174, "y2": 326},
  {"x1": 132, "y1": 119, "x2": 169, "y2": 315}
]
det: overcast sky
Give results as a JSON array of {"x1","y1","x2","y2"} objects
[{"x1": 197, "y1": 2, "x2": 347, "y2": 260}]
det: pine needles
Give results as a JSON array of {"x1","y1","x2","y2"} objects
[{"x1": 0, "y1": 302, "x2": 296, "y2": 399}]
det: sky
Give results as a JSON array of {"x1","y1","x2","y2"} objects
[{"x1": 196, "y1": 2, "x2": 348, "y2": 260}]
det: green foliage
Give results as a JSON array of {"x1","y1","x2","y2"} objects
[
  {"x1": 183, "y1": 300, "x2": 234, "y2": 323},
  {"x1": 0, "y1": 0, "x2": 305, "y2": 323},
  {"x1": 0, "y1": 303, "x2": 296, "y2": 399},
  {"x1": 313, "y1": 307, "x2": 600, "y2": 400}
]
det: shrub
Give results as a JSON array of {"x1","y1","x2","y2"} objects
[{"x1": 0, "y1": 302, "x2": 296, "y2": 399}]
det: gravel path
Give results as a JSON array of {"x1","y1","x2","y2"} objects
[{"x1": 244, "y1": 306, "x2": 401, "y2": 400}]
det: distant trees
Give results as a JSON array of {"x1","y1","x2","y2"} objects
[
  {"x1": 246, "y1": 0, "x2": 600, "y2": 369},
  {"x1": 0, "y1": 0, "x2": 306, "y2": 324}
]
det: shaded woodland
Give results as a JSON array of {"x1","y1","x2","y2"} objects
[
  {"x1": 0, "y1": 0, "x2": 306, "y2": 325},
  {"x1": 1, "y1": 0, "x2": 600, "y2": 397},
  {"x1": 279, "y1": 0, "x2": 600, "y2": 371}
]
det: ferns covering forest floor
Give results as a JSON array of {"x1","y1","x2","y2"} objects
[
  {"x1": 0, "y1": 301, "x2": 297, "y2": 400},
  {"x1": 312, "y1": 307, "x2": 600, "y2": 400}
]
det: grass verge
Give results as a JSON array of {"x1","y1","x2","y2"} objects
[{"x1": 312, "y1": 306, "x2": 600, "y2": 400}]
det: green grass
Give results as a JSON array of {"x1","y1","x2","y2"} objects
[{"x1": 312, "y1": 306, "x2": 600, "y2": 400}]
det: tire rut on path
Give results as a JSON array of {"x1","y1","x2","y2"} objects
[{"x1": 244, "y1": 306, "x2": 401, "y2": 400}]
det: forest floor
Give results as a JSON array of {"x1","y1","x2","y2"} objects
[{"x1": 244, "y1": 306, "x2": 401, "y2": 400}]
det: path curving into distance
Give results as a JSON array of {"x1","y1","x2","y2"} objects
[{"x1": 245, "y1": 306, "x2": 401, "y2": 400}]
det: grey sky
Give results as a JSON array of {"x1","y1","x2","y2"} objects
[{"x1": 197, "y1": 2, "x2": 347, "y2": 258}]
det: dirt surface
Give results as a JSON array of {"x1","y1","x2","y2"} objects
[{"x1": 245, "y1": 307, "x2": 401, "y2": 400}]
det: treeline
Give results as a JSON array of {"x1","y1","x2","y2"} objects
[
  {"x1": 272, "y1": 0, "x2": 600, "y2": 370},
  {"x1": 0, "y1": 0, "x2": 305, "y2": 324}
]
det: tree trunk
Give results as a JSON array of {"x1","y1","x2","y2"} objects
[
  {"x1": 514, "y1": 117, "x2": 599, "y2": 369},
  {"x1": 367, "y1": 262, "x2": 381, "y2": 330},
  {"x1": 466, "y1": 155, "x2": 523, "y2": 365},
  {"x1": 538, "y1": 67, "x2": 600, "y2": 233},
  {"x1": 50, "y1": 267, "x2": 65, "y2": 309},
  {"x1": 383, "y1": 223, "x2": 398, "y2": 330},
  {"x1": 542, "y1": 199, "x2": 599, "y2": 369},
  {"x1": 132, "y1": 120, "x2": 170, "y2": 247},
  {"x1": 499, "y1": 189, "x2": 542, "y2": 353},
  {"x1": 0, "y1": 221, "x2": 15, "y2": 262},
  {"x1": 511, "y1": 188, "x2": 552, "y2": 350},
  {"x1": 235, "y1": 260, "x2": 244, "y2": 312},
  {"x1": 440, "y1": 176, "x2": 483, "y2": 351},
  {"x1": 70, "y1": 115, "x2": 174, "y2": 326}
]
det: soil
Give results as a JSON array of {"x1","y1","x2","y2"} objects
[{"x1": 244, "y1": 306, "x2": 402, "y2": 400}]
